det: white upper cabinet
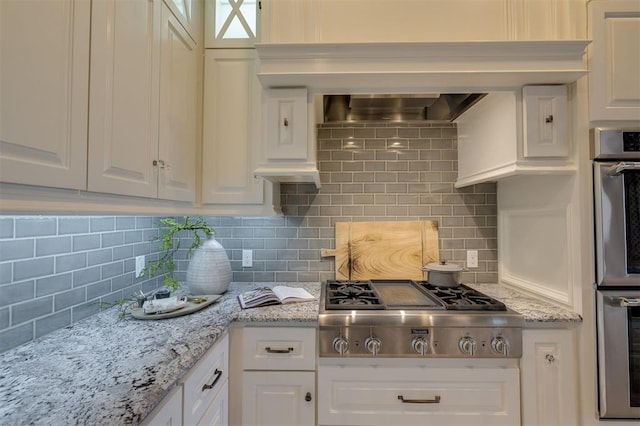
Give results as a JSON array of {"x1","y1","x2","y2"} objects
[
  {"x1": 164, "y1": 0, "x2": 202, "y2": 42},
  {"x1": 202, "y1": 49, "x2": 266, "y2": 205},
  {"x1": 205, "y1": 0, "x2": 261, "y2": 47},
  {"x1": 157, "y1": 2, "x2": 198, "y2": 202},
  {"x1": 589, "y1": 0, "x2": 640, "y2": 122},
  {"x1": 88, "y1": 0, "x2": 161, "y2": 199},
  {"x1": 261, "y1": 0, "x2": 586, "y2": 43},
  {"x1": 456, "y1": 86, "x2": 572, "y2": 188},
  {"x1": 88, "y1": 0, "x2": 196, "y2": 202},
  {"x1": 0, "y1": 0, "x2": 90, "y2": 190}
]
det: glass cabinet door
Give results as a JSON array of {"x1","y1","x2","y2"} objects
[{"x1": 206, "y1": 0, "x2": 260, "y2": 47}]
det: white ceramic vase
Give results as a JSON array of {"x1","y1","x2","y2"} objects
[{"x1": 186, "y1": 235, "x2": 232, "y2": 295}]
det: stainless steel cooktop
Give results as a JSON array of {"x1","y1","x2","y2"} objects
[{"x1": 318, "y1": 279, "x2": 523, "y2": 358}]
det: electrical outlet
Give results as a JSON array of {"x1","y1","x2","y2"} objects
[
  {"x1": 135, "y1": 255, "x2": 145, "y2": 277},
  {"x1": 242, "y1": 249, "x2": 253, "y2": 267},
  {"x1": 467, "y1": 250, "x2": 478, "y2": 268}
]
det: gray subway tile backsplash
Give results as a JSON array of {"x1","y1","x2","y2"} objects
[{"x1": 0, "y1": 123, "x2": 497, "y2": 353}]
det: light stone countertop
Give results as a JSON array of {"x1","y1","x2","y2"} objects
[
  {"x1": 0, "y1": 282, "x2": 319, "y2": 426},
  {"x1": 0, "y1": 281, "x2": 580, "y2": 425}
]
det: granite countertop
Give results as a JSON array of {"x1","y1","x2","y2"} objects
[
  {"x1": 0, "y1": 282, "x2": 320, "y2": 426},
  {"x1": 0, "y1": 281, "x2": 580, "y2": 425},
  {"x1": 469, "y1": 283, "x2": 583, "y2": 324}
]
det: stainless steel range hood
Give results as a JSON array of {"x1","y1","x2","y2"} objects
[{"x1": 323, "y1": 93, "x2": 486, "y2": 123}]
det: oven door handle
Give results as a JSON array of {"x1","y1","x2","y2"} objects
[
  {"x1": 606, "y1": 161, "x2": 640, "y2": 176},
  {"x1": 617, "y1": 297, "x2": 640, "y2": 307}
]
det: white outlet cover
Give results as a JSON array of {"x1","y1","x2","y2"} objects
[
  {"x1": 467, "y1": 250, "x2": 478, "y2": 268},
  {"x1": 242, "y1": 249, "x2": 253, "y2": 267},
  {"x1": 135, "y1": 255, "x2": 145, "y2": 277}
]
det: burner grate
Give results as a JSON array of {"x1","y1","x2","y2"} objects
[
  {"x1": 325, "y1": 280, "x2": 385, "y2": 309},
  {"x1": 418, "y1": 282, "x2": 507, "y2": 311}
]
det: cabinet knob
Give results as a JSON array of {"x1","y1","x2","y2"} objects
[
  {"x1": 305, "y1": 392, "x2": 312, "y2": 402},
  {"x1": 283, "y1": 118, "x2": 289, "y2": 127},
  {"x1": 545, "y1": 114, "x2": 554, "y2": 123},
  {"x1": 153, "y1": 159, "x2": 166, "y2": 169},
  {"x1": 545, "y1": 354, "x2": 556, "y2": 364}
]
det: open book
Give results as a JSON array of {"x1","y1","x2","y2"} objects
[{"x1": 238, "y1": 286, "x2": 316, "y2": 309}]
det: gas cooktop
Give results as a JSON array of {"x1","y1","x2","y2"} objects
[
  {"x1": 324, "y1": 279, "x2": 507, "y2": 311},
  {"x1": 318, "y1": 279, "x2": 523, "y2": 358}
]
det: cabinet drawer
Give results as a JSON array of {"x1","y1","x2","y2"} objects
[
  {"x1": 318, "y1": 365, "x2": 520, "y2": 426},
  {"x1": 183, "y1": 333, "x2": 229, "y2": 425},
  {"x1": 242, "y1": 327, "x2": 316, "y2": 370}
]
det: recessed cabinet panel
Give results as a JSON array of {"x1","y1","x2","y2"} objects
[
  {"x1": 521, "y1": 329, "x2": 578, "y2": 426},
  {"x1": 158, "y1": 3, "x2": 197, "y2": 202},
  {"x1": 523, "y1": 85, "x2": 569, "y2": 158},
  {"x1": 242, "y1": 371, "x2": 315, "y2": 426},
  {"x1": 589, "y1": 0, "x2": 640, "y2": 121},
  {"x1": 0, "y1": 0, "x2": 90, "y2": 190},
  {"x1": 264, "y1": 88, "x2": 308, "y2": 160},
  {"x1": 88, "y1": 0, "x2": 160, "y2": 198},
  {"x1": 202, "y1": 49, "x2": 264, "y2": 204}
]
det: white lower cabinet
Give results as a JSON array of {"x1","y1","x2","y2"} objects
[
  {"x1": 317, "y1": 364, "x2": 520, "y2": 426},
  {"x1": 231, "y1": 326, "x2": 317, "y2": 426},
  {"x1": 143, "y1": 384, "x2": 183, "y2": 426},
  {"x1": 520, "y1": 328, "x2": 578, "y2": 426},
  {"x1": 143, "y1": 333, "x2": 229, "y2": 426},
  {"x1": 242, "y1": 371, "x2": 315, "y2": 426}
]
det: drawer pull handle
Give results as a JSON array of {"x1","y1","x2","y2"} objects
[
  {"x1": 305, "y1": 392, "x2": 312, "y2": 402},
  {"x1": 398, "y1": 395, "x2": 441, "y2": 404},
  {"x1": 202, "y1": 369, "x2": 222, "y2": 392},
  {"x1": 265, "y1": 347, "x2": 294, "y2": 354}
]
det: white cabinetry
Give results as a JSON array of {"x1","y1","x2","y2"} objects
[
  {"x1": 202, "y1": 49, "x2": 266, "y2": 206},
  {"x1": 232, "y1": 326, "x2": 316, "y2": 426},
  {"x1": 0, "y1": 0, "x2": 90, "y2": 190},
  {"x1": 183, "y1": 333, "x2": 229, "y2": 426},
  {"x1": 456, "y1": 86, "x2": 572, "y2": 188},
  {"x1": 143, "y1": 384, "x2": 183, "y2": 426},
  {"x1": 164, "y1": 0, "x2": 202, "y2": 43},
  {"x1": 143, "y1": 333, "x2": 229, "y2": 426},
  {"x1": 318, "y1": 363, "x2": 520, "y2": 426},
  {"x1": 589, "y1": 0, "x2": 640, "y2": 122},
  {"x1": 88, "y1": 0, "x2": 196, "y2": 201},
  {"x1": 253, "y1": 88, "x2": 320, "y2": 188},
  {"x1": 520, "y1": 328, "x2": 578, "y2": 426},
  {"x1": 261, "y1": 0, "x2": 586, "y2": 43},
  {"x1": 204, "y1": 0, "x2": 260, "y2": 48}
]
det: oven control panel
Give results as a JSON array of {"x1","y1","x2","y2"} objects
[{"x1": 319, "y1": 326, "x2": 522, "y2": 358}]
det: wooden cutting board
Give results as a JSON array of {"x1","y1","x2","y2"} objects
[{"x1": 321, "y1": 221, "x2": 439, "y2": 280}]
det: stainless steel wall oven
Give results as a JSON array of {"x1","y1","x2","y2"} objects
[
  {"x1": 593, "y1": 128, "x2": 640, "y2": 287},
  {"x1": 593, "y1": 128, "x2": 640, "y2": 419}
]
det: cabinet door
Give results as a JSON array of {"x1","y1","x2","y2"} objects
[
  {"x1": 521, "y1": 329, "x2": 578, "y2": 426},
  {"x1": 589, "y1": 0, "x2": 640, "y2": 121},
  {"x1": 164, "y1": 0, "x2": 201, "y2": 43},
  {"x1": 0, "y1": 0, "x2": 90, "y2": 190},
  {"x1": 142, "y1": 384, "x2": 183, "y2": 426},
  {"x1": 197, "y1": 381, "x2": 228, "y2": 426},
  {"x1": 157, "y1": 2, "x2": 197, "y2": 202},
  {"x1": 263, "y1": 88, "x2": 308, "y2": 161},
  {"x1": 204, "y1": 0, "x2": 261, "y2": 48},
  {"x1": 242, "y1": 371, "x2": 315, "y2": 426},
  {"x1": 522, "y1": 85, "x2": 569, "y2": 158},
  {"x1": 88, "y1": 0, "x2": 161, "y2": 198},
  {"x1": 202, "y1": 49, "x2": 264, "y2": 204}
]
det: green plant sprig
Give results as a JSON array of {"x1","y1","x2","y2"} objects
[{"x1": 144, "y1": 216, "x2": 214, "y2": 293}]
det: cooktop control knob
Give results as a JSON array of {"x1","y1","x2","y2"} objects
[
  {"x1": 332, "y1": 336, "x2": 349, "y2": 356},
  {"x1": 411, "y1": 336, "x2": 429, "y2": 356},
  {"x1": 458, "y1": 336, "x2": 477, "y2": 356},
  {"x1": 491, "y1": 336, "x2": 509, "y2": 356},
  {"x1": 365, "y1": 336, "x2": 382, "y2": 356}
]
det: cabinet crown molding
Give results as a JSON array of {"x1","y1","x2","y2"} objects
[{"x1": 255, "y1": 40, "x2": 590, "y2": 92}]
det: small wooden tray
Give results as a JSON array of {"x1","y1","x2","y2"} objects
[{"x1": 130, "y1": 295, "x2": 222, "y2": 320}]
